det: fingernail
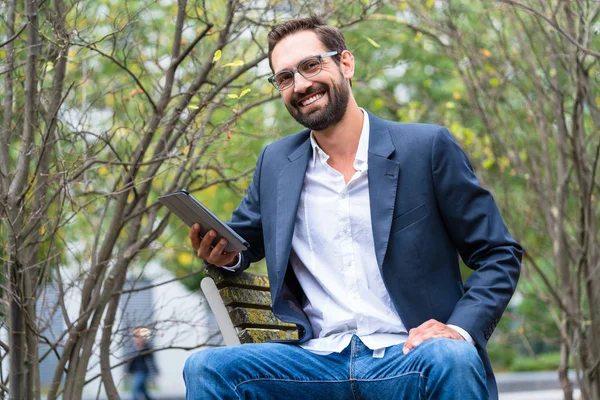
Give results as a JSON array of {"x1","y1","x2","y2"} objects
[
  {"x1": 220, "y1": 239, "x2": 226, "y2": 245},
  {"x1": 403, "y1": 347, "x2": 408, "y2": 355},
  {"x1": 193, "y1": 223, "x2": 199, "y2": 229},
  {"x1": 209, "y1": 231, "x2": 215, "y2": 237}
]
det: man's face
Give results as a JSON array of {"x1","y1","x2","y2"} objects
[{"x1": 271, "y1": 31, "x2": 351, "y2": 131}]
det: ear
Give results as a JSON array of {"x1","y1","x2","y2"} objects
[{"x1": 339, "y1": 50, "x2": 355, "y2": 80}]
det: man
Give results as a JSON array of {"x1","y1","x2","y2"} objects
[
  {"x1": 128, "y1": 327, "x2": 158, "y2": 400},
  {"x1": 184, "y1": 16, "x2": 521, "y2": 400}
]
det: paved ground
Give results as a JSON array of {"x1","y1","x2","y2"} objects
[{"x1": 500, "y1": 389, "x2": 580, "y2": 400}]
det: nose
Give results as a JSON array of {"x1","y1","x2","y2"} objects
[{"x1": 293, "y1": 73, "x2": 312, "y2": 93}]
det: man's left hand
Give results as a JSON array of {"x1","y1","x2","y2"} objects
[{"x1": 402, "y1": 319, "x2": 464, "y2": 355}]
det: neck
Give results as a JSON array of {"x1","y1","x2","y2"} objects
[{"x1": 311, "y1": 98, "x2": 363, "y2": 161}]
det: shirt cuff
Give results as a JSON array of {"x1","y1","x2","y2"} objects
[
  {"x1": 219, "y1": 255, "x2": 242, "y2": 272},
  {"x1": 447, "y1": 324, "x2": 475, "y2": 345}
]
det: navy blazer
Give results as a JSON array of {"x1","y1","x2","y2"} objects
[{"x1": 228, "y1": 111, "x2": 522, "y2": 399}]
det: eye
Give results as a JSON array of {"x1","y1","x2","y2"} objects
[
  {"x1": 299, "y1": 59, "x2": 321, "y2": 74},
  {"x1": 275, "y1": 71, "x2": 293, "y2": 87}
]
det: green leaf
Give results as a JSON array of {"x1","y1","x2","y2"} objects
[{"x1": 213, "y1": 50, "x2": 222, "y2": 63}]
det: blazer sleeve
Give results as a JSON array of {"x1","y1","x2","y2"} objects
[
  {"x1": 227, "y1": 146, "x2": 268, "y2": 271},
  {"x1": 431, "y1": 127, "x2": 522, "y2": 349}
]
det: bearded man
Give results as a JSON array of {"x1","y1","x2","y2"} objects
[{"x1": 184, "y1": 16, "x2": 522, "y2": 400}]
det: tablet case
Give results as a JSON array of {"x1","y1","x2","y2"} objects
[{"x1": 158, "y1": 190, "x2": 249, "y2": 253}]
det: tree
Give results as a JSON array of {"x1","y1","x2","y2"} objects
[
  {"x1": 0, "y1": 0, "x2": 381, "y2": 398},
  {"x1": 375, "y1": 1, "x2": 599, "y2": 398}
]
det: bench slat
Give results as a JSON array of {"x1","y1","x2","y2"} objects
[
  {"x1": 220, "y1": 287, "x2": 272, "y2": 309},
  {"x1": 205, "y1": 266, "x2": 270, "y2": 290},
  {"x1": 229, "y1": 308, "x2": 297, "y2": 329},
  {"x1": 238, "y1": 328, "x2": 299, "y2": 344}
]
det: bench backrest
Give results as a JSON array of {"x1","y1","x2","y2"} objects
[{"x1": 201, "y1": 265, "x2": 299, "y2": 345}]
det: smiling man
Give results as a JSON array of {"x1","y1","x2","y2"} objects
[{"x1": 183, "y1": 16, "x2": 522, "y2": 400}]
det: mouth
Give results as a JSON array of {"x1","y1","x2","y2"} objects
[{"x1": 297, "y1": 91, "x2": 326, "y2": 108}]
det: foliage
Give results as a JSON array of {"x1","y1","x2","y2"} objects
[
  {"x1": 0, "y1": 0, "x2": 382, "y2": 398},
  {"x1": 366, "y1": 1, "x2": 599, "y2": 398}
]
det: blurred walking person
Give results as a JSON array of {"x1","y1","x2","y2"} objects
[{"x1": 128, "y1": 327, "x2": 158, "y2": 400}]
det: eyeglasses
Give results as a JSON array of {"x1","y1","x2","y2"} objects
[{"x1": 268, "y1": 51, "x2": 339, "y2": 91}]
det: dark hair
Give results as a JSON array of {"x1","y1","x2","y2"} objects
[{"x1": 267, "y1": 16, "x2": 347, "y2": 72}]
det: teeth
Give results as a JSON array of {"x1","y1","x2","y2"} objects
[{"x1": 301, "y1": 93, "x2": 324, "y2": 106}]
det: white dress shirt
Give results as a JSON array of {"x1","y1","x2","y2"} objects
[{"x1": 290, "y1": 110, "x2": 408, "y2": 355}]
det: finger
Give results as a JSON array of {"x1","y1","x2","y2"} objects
[
  {"x1": 403, "y1": 321, "x2": 441, "y2": 354},
  {"x1": 404, "y1": 324, "x2": 461, "y2": 354},
  {"x1": 223, "y1": 251, "x2": 242, "y2": 267},
  {"x1": 403, "y1": 327, "x2": 424, "y2": 354},
  {"x1": 198, "y1": 230, "x2": 216, "y2": 259},
  {"x1": 189, "y1": 223, "x2": 202, "y2": 251},
  {"x1": 209, "y1": 238, "x2": 228, "y2": 261}
]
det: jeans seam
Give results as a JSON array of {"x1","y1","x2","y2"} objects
[
  {"x1": 351, "y1": 371, "x2": 426, "y2": 382},
  {"x1": 234, "y1": 377, "x2": 350, "y2": 390}
]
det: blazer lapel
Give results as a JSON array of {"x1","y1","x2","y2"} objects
[
  {"x1": 273, "y1": 137, "x2": 311, "y2": 300},
  {"x1": 367, "y1": 113, "x2": 400, "y2": 268}
]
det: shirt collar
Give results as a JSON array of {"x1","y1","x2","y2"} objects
[{"x1": 309, "y1": 108, "x2": 370, "y2": 170}]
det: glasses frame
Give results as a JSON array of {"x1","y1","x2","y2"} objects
[{"x1": 268, "y1": 51, "x2": 339, "y2": 91}]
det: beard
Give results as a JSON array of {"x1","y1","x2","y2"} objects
[{"x1": 285, "y1": 75, "x2": 350, "y2": 131}]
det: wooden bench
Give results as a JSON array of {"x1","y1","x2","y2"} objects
[{"x1": 200, "y1": 265, "x2": 299, "y2": 345}]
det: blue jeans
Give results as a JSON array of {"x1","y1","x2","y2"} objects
[
  {"x1": 183, "y1": 336, "x2": 488, "y2": 399},
  {"x1": 132, "y1": 371, "x2": 153, "y2": 400}
]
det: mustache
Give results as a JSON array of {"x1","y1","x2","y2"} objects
[{"x1": 292, "y1": 84, "x2": 328, "y2": 107}]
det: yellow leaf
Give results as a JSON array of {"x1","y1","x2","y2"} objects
[
  {"x1": 239, "y1": 88, "x2": 251, "y2": 98},
  {"x1": 177, "y1": 252, "x2": 193, "y2": 266},
  {"x1": 453, "y1": 91, "x2": 462, "y2": 100},
  {"x1": 426, "y1": 0, "x2": 435, "y2": 8},
  {"x1": 364, "y1": 36, "x2": 380, "y2": 48},
  {"x1": 489, "y1": 78, "x2": 500, "y2": 87},
  {"x1": 498, "y1": 156, "x2": 510, "y2": 170},
  {"x1": 224, "y1": 60, "x2": 244, "y2": 67},
  {"x1": 98, "y1": 166, "x2": 108, "y2": 176},
  {"x1": 188, "y1": 105, "x2": 199, "y2": 109},
  {"x1": 227, "y1": 94, "x2": 239, "y2": 99},
  {"x1": 480, "y1": 49, "x2": 492, "y2": 58},
  {"x1": 482, "y1": 158, "x2": 495, "y2": 169},
  {"x1": 224, "y1": 201, "x2": 234, "y2": 213},
  {"x1": 128, "y1": 191, "x2": 135, "y2": 203},
  {"x1": 414, "y1": 32, "x2": 422, "y2": 43},
  {"x1": 40, "y1": 226, "x2": 46, "y2": 235},
  {"x1": 445, "y1": 101, "x2": 455, "y2": 109},
  {"x1": 519, "y1": 150, "x2": 528, "y2": 162},
  {"x1": 212, "y1": 50, "x2": 222, "y2": 63},
  {"x1": 372, "y1": 98, "x2": 384, "y2": 110}
]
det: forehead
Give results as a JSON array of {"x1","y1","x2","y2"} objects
[{"x1": 271, "y1": 30, "x2": 328, "y2": 72}]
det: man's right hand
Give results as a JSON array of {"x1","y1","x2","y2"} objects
[{"x1": 189, "y1": 223, "x2": 241, "y2": 267}]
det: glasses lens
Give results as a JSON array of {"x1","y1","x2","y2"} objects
[
  {"x1": 298, "y1": 57, "x2": 322, "y2": 78},
  {"x1": 274, "y1": 71, "x2": 294, "y2": 90}
]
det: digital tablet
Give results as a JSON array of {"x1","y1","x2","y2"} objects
[{"x1": 158, "y1": 190, "x2": 249, "y2": 253}]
